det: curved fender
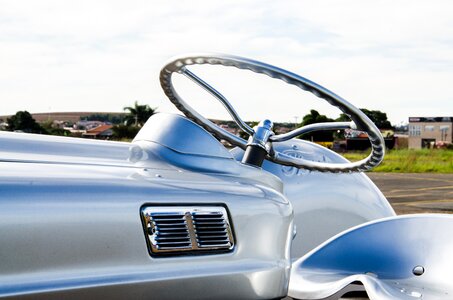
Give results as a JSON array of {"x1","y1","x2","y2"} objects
[
  {"x1": 288, "y1": 214, "x2": 453, "y2": 300},
  {"x1": 231, "y1": 139, "x2": 395, "y2": 258}
]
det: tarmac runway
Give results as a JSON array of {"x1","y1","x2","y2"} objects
[{"x1": 367, "y1": 173, "x2": 453, "y2": 215}]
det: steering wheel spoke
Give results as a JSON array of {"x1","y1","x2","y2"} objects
[
  {"x1": 180, "y1": 67, "x2": 255, "y2": 136},
  {"x1": 270, "y1": 121, "x2": 356, "y2": 143}
]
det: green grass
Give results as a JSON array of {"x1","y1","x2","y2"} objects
[{"x1": 343, "y1": 149, "x2": 453, "y2": 173}]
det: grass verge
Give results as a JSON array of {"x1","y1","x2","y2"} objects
[{"x1": 342, "y1": 149, "x2": 453, "y2": 173}]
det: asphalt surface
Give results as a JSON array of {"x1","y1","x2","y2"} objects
[{"x1": 367, "y1": 173, "x2": 453, "y2": 215}]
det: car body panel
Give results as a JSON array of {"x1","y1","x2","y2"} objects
[
  {"x1": 0, "y1": 115, "x2": 293, "y2": 299},
  {"x1": 231, "y1": 140, "x2": 395, "y2": 259}
]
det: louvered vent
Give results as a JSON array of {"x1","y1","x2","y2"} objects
[
  {"x1": 141, "y1": 206, "x2": 234, "y2": 256},
  {"x1": 193, "y1": 212, "x2": 232, "y2": 248},
  {"x1": 149, "y1": 212, "x2": 191, "y2": 251}
]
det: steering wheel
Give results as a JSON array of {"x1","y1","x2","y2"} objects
[{"x1": 160, "y1": 54, "x2": 384, "y2": 173}]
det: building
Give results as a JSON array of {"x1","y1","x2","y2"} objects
[
  {"x1": 408, "y1": 117, "x2": 453, "y2": 149},
  {"x1": 82, "y1": 124, "x2": 113, "y2": 139},
  {"x1": 343, "y1": 129, "x2": 395, "y2": 150}
]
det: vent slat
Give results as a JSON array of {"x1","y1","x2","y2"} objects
[
  {"x1": 199, "y1": 242, "x2": 231, "y2": 245},
  {"x1": 152, "y1": 215, "x2": 185, "y2": 218},
  {"x1": 194, "y1": 221, "x2": 225, "y2": 225},
  {"x1": 157, "y1": 241, "x2": 191, "y2": 245},
  {"x1": 156, "y1": 236, "x2": 190, "y2": 241},
  {"x1": 156, "y1": 232, "x2": 189, "y2": 236},
  {"x1": 197, "y1": 232, "x2": 227, "y2": 236},
  {"x1": 195, "y1": 226, "x2": 227, "y2": 230},
  {"x1": 197, "y1": 236, "x2": 228, "y2": 240},
  {"x1": 155, "y1": 224, "x2": 187, "y2": 229},
  {"x1": 154, "y1": 220, "x2": 186, "y2": 224},
  {"x1": 158, "y1": 245, "x2": 191, "y2": 248}
]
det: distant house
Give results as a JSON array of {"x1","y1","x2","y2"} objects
[
  {"x1": 408, "y1": 117, "x2": 453, "y2": 149},
  {"x1": 343, "y1": 129, "x2": 395, "y2": 150},
  {"x1": 82, "y1": 124, "x2": 113, "y2": 139},
  {"x1": 76, "y1": 120, "x2": 104, "y2": 130}
]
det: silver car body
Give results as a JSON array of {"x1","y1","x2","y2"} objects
[
  {"x1": 0, "y1": 113, "x2": 398, "y2": 299},
  {"x1": 1, "y1": 114, "x2": 293, "y2": 299}
]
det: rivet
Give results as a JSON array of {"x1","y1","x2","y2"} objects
[{"x1": 413, "y1": 265, "x2": 424, "y2": 276}]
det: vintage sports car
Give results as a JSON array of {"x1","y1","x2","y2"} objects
[{"x1": 1, "y1": 54, "x2": 452, "y2": 299}]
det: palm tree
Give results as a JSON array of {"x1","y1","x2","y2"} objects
[{"x1": 123, "y1": 101, "x2": 157, "y2": 127}]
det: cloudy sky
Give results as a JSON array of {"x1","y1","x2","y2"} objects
[{"x1": 1, "y1": 0, "x2": 453, "y2": 125}]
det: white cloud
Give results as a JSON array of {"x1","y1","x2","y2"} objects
[{"x1": 1, "y1": 0, "x2": 453, "y2": 125}]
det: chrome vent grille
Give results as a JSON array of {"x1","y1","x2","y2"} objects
[
  {"x1": 141, "y1": 206, "x2": 234, "y2": 255},
  {"x1": 192, "y1": 212, "x2": 231, "y2": 248},
  {"x1": 150, "y1": 213, "x2": 191, "y2": 250}
]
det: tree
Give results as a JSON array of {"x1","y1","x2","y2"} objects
[
  {"x1": 112, "y1": 124, "x2": 140, "y2": 140},
  {"x1": 7, "y1": 111, "x2": 44, "y2": 133},
  {"x1": 84, "y1": 113, "x2": 125, "y2": 124},
  {"x1": 361, "y1": 109, "x2": 392, "y2": 129},
  {"x1": 40, "y1": 120, "x2": 70, "y2": 136},
  {"x1": 123, "y1": 101, "x2": 157, "y2": 127},
  {"x1": 298, "y1": 110, "x2": 335, "y2": 141},
  {"x1": 336, "y1": 109, "x2": 392, "y2": 129}
]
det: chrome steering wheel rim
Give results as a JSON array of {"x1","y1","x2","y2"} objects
[{"x1": 160, "y1": 53, "x2": 384, "y2": 173}]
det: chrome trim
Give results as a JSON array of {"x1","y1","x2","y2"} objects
[
  {"x1": 181, "y1": 67, "x2": 255, "y2": 137},
  {"x1": 247, "y1": 119, "x2": 274, "y2": 150},
  {"x1": 269, "y1": 121, "x2": 355, "y2": 142},
  {"x1": 160, "y1": 53, "x2": 385, "y2": 173},
  {"x1": 141, "y1": 206, "x2": 235, "y2": 255}
]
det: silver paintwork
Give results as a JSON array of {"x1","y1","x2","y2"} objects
[
  {"x1": 160, "y1": 53, "x2": 384, "y2": 172},
  {"x1": 133, "y1": 113, "x2": 233, "y2": 159},
  {"x1": 0, "y1": 130, "x2": 131, "y2": 166},
  {"x1": 231, "y1": 139, "x2": 396, "y2": 259},
  {"x1": 0, "y1": 115, "x2": 293, "y2": 299},
  {"x1": 132, "y1": 114, "x2": 284, "y2": 192},
  {"x1": 289, "y1": 214, "x2": 453, "y2": 300}
]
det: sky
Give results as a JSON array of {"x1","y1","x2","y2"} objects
[{"x1": 1, "y1": 0, "x2": 453, "y2": 125}]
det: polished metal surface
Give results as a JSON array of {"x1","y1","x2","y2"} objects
[
  {"x1": 0, "y1": 159, "x2": 293, "y2": 299},
  {"x1": 132, "y1": 114, "x2": 284, "y2": 192},
  {"x1": 181, "y1": 67, "x2": 255, "y2": 136},
  {"x1": 133, "y1": 113, "x2": 233, "y2": 159},
  {"x1": 231, "y1": 139, "x2": 395, "y2": 259},
  {"x1": 2, "y1": 52, "x2": 446, "y2": 300},
  {"x1": 0, "y1": 118, "x2": 293, "y2": 299},
  {"x1": 247, "y1": 119, "x2": 274, "y2": 150},
  {"x1": 0, "y1": 130, "x2": 131, "y2": 166},
  {"x1": 269, "y1": 121, "x2": 355, "y2": 143},
  {"x1": 141, "y1": 206, "x2": 234, "y2": 255},
  {"x1": 160, "y1": 53, "x2": 384, "y2": 172},
  {"x1": 289, "y1": 214, "x2": 453, "y2": 300}
]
